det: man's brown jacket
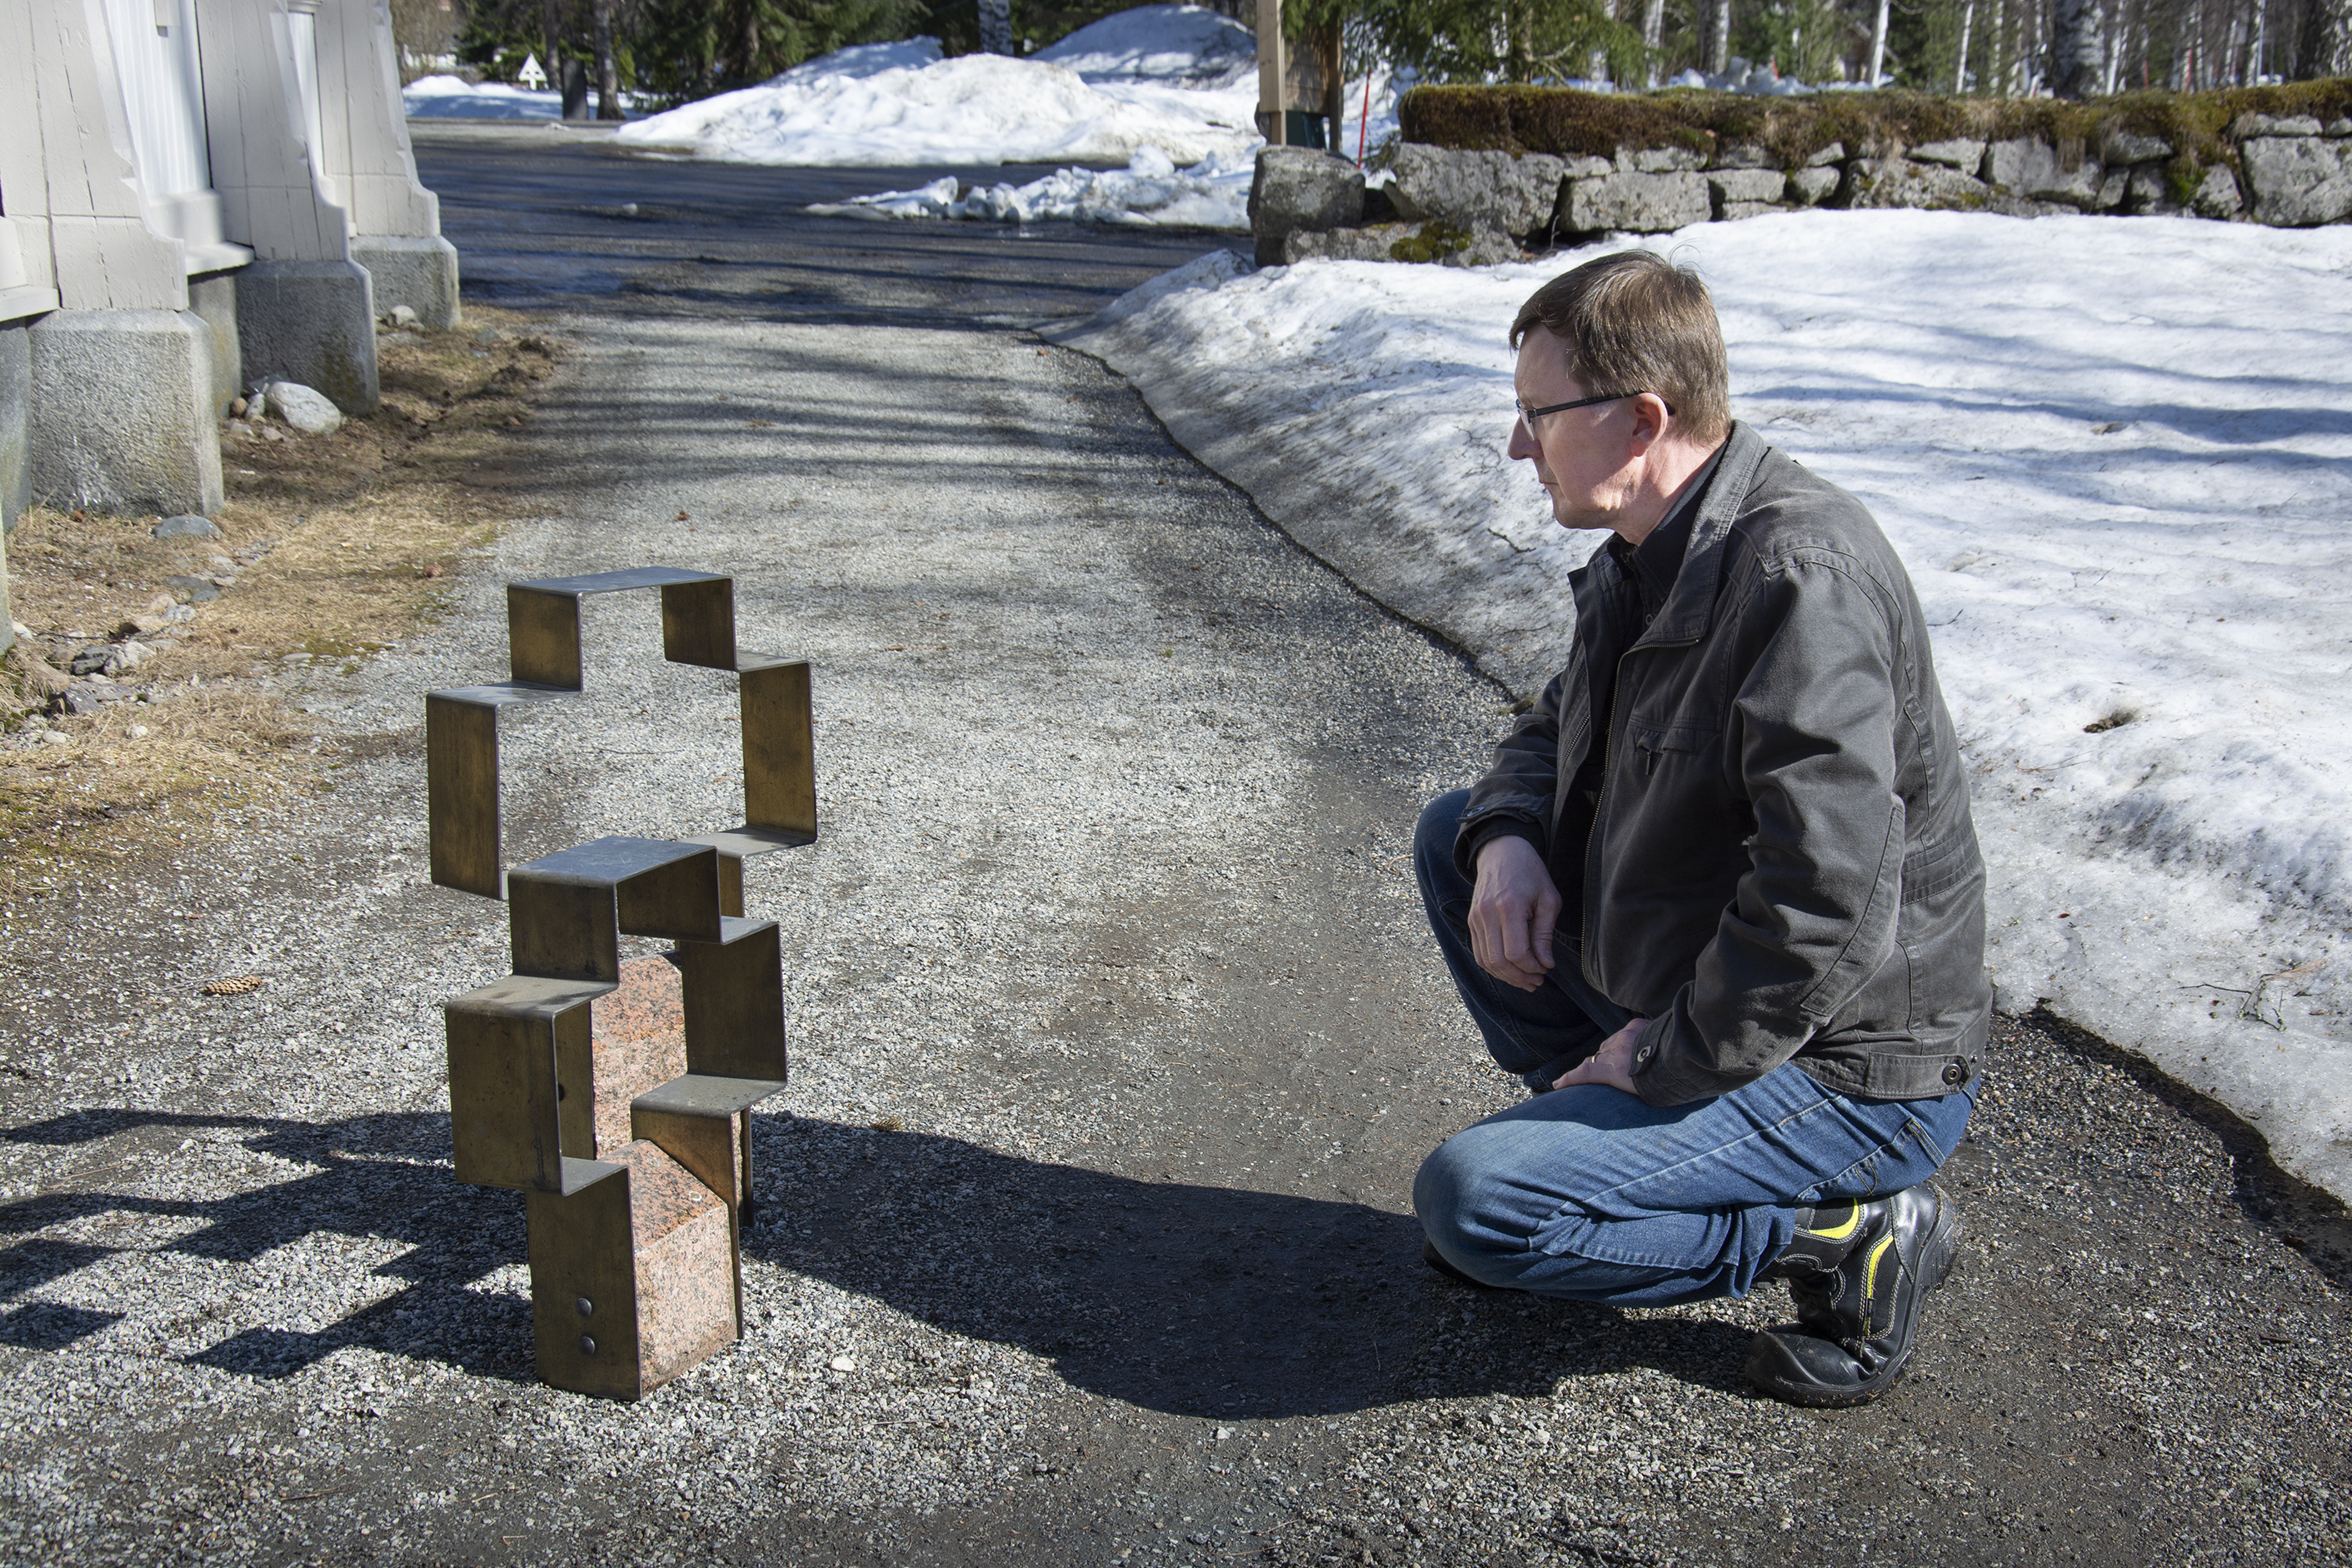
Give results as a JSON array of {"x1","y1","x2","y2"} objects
[{"x1": 1455, "y1": 422, "x2": 1991, "y2": 1106}]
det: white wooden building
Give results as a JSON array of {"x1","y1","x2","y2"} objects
[{"x1": 0, "y1": 0, "x2": 459, "y2": 520}]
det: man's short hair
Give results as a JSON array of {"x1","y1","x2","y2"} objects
[{"x1": 1510, "y1": 251, "x2": 1730, "y2": 446}]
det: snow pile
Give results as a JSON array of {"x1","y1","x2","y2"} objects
[
  {"x1": 1033, "y1": 3, "x2": 1256, "y2": 86},
  {"x1": 615, "y1": 22, "x2": 1256, "y2": 167},
  {"x1": 808, "y1": 147, "x2": 1256, "y2": 228},
  {"x1": 402, "y1": 73, "x2": 563, "y2": 120},
  {"x1": 1060, "y1": 212, "x2": 2352, "y2": 1203}
]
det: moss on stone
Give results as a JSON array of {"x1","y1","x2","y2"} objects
[
  {"x1": 1388, "y1": 222, "x2": 1475, "y2": 262},
  {"x1": 1399, "y1": 79, "x2": 2352, "y2": 179}
]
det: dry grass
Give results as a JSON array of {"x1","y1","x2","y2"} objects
[{"x1": 0, "y1": 305, "x2": 566, "y2": 901}]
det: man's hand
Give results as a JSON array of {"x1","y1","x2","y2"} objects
[
  {"x1": 1553, "y1": 1017, "x2": 1647, "y2": 1094},
  {"x1": 1470, "y1": 835, "x2": 1562, "y2": 991}
]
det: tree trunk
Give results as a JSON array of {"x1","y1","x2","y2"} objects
[
  {"x1": 1317, "y1": 18, "x2": 1344, "y2": 146},
  {"x1": 1504, "y1": 0, "x2": 1535, "y2": 82},
  {"x1": 1867, "y1": 0, "x2": 1891, "y2": 82},
  {"x1": 592, "y1": 0, "x2": 622, "y2": 119},
  {"x1": 2300, "y1": 0, "x2": 2350, "y2": 75},
  {"x1": 542, "y1": 0, "x2": 562, "y2": 94},
  {"x1": 2243, "y1": 0, "x2": 2263, "y2": 80},
  {"x1": 1955, "y1": 0, "x2": 1975, "y2": 88},
  {"x1": 2051, "y1": 0, "x2": 2105, "y2": 94},
  {"x1": 1708, "y1": 0, "x2": 1731, "y2": 72},
  {"x1": 977, "y1": 0, "x2": 1012, "y2": 55},
  {"x1": 1642, "y1": 0, "x2": 1666, "y2": 84}
]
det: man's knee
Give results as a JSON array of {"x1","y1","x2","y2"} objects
[
  {"x1": 1413, "y1": 1122, "x2": 1529, "y2": 1280},
  {"x1": 1415, "y1": 789, "x2": 1474, "y2": 899}
]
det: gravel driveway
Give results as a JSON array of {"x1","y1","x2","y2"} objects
[{"x1": 0, "y1": 127, "x2": 2347, "y2": 1566}]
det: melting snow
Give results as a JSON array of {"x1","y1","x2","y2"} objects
[{"x1": 1060, "y1": 212, "x2": 2352, "y2": 1202}]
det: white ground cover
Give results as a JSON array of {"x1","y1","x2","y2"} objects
[
  {"x1": 615, "y1": 18, "x2": 1257, "y2": 167},
  {"x1": 401, "y1": 72, "x2": 564, "y2": 120},
  {"x1": 1061, "y1": 211, "x2": 2352, "y2": 1202}
]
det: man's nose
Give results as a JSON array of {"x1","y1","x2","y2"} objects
[{"x1": 1506, "y1": 417, "x2": 1537, "y2": 460}]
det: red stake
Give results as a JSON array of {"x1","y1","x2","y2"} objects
[{"x1": 1357, "y1": 70, "x2": 1373, "y2": 167}]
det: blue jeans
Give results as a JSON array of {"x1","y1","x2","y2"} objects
[{"x1": 1412, "y1": 789, "x2": 1976, "y2": 1306}]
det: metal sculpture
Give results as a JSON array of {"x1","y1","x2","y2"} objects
[{"x1": 426, "y1": 567, "x2": 814, "y2": 1399}]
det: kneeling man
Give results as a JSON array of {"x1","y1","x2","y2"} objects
[{"x1": 1413, "y1": 250, "x2": 1990, "y2": 1407}]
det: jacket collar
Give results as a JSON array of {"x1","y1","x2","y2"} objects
[{"x1": 1633, "y1": 421, "x2": 1769, "y2": 650}]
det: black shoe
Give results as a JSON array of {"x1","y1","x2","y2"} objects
[
  {"x1": 1421, "y1": 1236, "x2": 1504, "y2": 1290},
  {"x1": 1744, "y1": 1183, "x2": 1963, "y2": 1408}
]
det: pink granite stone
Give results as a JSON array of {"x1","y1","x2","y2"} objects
[
  {"x1": 591, "y1": 957, "x2": 688, "y2": 1155},
  {"x1": 604, "y1": 1139, "x2": 737, "y2": 1390}
]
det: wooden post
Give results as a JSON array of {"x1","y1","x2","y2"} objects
[{"x1": 1256, "y1": 0, "x2": 1286, "y2": 146}]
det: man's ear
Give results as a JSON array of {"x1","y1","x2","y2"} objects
[{"x1": 1626, "y1": 392, "x2": 1672, "y2": 452}]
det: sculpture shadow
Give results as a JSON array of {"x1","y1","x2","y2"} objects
[
  {"x1": 744, "y1": 1114, "x2": 1760, "y2": 1417},
  {"x1": 0, "y1": 1107, "x2": 1760, "y2": 1411}
]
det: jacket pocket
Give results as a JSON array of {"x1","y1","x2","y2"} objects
[{"x1": 1627, "y1": 719, "x2": 1718, "y2": 777}]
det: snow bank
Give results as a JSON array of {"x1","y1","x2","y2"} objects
[
  {"x1": 1059, "y1": 213, "x2": 2352, "y2": 1204},
  {"x1": 1034, "y1": 3, "x2": 1256, "y2": 86},
  {"x1": 402, "y1": 73, "x2": 562, "y2": 120},
  {"x1": 808, "y1": 147, "x2": 1255, "y2": 228},
  {"x1": 615, "y1": 24, "x2": 1256, "y2": 167}
]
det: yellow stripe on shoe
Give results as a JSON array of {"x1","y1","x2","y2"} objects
[
  {"x1": 1862, "y1": 1234, "x2": 1896, "y2": 1307},
  {"x1": 1799, "y1": 1205, "x2": 1863, "y2": 1242}
]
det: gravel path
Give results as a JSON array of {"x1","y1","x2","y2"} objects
[{"x1": 0, "y1": 132, "x2": 2347, "y2": 1566}]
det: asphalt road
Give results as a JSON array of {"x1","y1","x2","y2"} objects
[{"x1": 0, "y1": 123, "x2": 2347, "y2": 1566}]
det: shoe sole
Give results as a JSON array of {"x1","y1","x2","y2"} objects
[{"x1": 1754, "y1": 1185, "x2": 1965, "y2": 1410}]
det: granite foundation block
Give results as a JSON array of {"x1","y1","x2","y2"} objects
[
  {"x1": 0, "y1": 319, "x2": 27, "y2": 539},
  {"x1": 27, "y1": 309, "x2": 223, "y2": 517},
  {"x1": 351, "y1": 235, "x2": 462, "y2": 330},
  {"x1": 235, "y1": 259, "x2": 380, "y2": 416},
  {"x1": 527, "y1": 1139, "x2": 737, "y2": 1400}
]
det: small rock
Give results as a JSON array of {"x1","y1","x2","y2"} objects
[
  {"x1": 828, "y1": 1354, "x2": 856, "y2": 1372},
  {"x1": 2190, "y1": 163, "x2": 2245, "y2": 219},
  {"x1": 1710, "y1": 142, "x2": 1776, "y2": 169},
  {"x1": 226, "y1": 419, "x2": 253, "y2": 437},
  {"x1": 2231, "y1": 112, "x2": 2323, "y2": 139},
  {"x1": 164, "y1": 575, "x2": 221, "y2": 603},
  {"x1": 1709, "y1": 167, "x2": 1786, "y2": 205},
  {"x1": 1620, "y1": 144, "x2": 1709, "y2": 173},
  {"x1": 387, "y1": 305, "x2": 420, "y2": 327},
  {"x1": 1805, "y1": 141, "x2": 1847, "y2": 167},
  {"x1": 53, "y1": 687, "x2": 103, "y2": 717},
  {"x1": 228, "y1": 395, "x2": 248, "y2": 417},
  {"x1": 245, "y1": 389, "x2": 267, "y2": 420},
  {"x1": 117, "y1": 641, "x2": 152, "y2": 669},
  {"x1": 129, "y1": 724, "x2": 148, "y2": 739},
  {"x1": 142, "y1": 595, "x2": 175, "y2": 616},
  {"x1": 153, "y1": 513, "x2": 221, "y2": 541},
  {"x1": 39, "y1": 730, "x2": 71, "y2": 747},
  {"x1": 1564, "y1": 171, "x2": 1711, "y2": 233},
  {"x1": 261, "y1": 425, "x2": 286, "y2": 443},
  {"x1": 1250, "y1": 147, "x2": 1366, "y2": 266},
  {"x1": 257, "y1": 381, "x2": 344, "y2": 435},
  {"x1": 69, "y1": 646, "x2": 117, "y2": 677},
  {"x1": 1785, "y1": 166, "x2": 1842, "y2": 206},
  {"x1": 2100, "y1": 128, "x2": 2174, "y2": 164},
  {"x1": 1909, "y1": 137, "x2": 1987, "y2": 171},
  {"x1": 163, "y1": 604, "x2": 196, "y2": 625}
]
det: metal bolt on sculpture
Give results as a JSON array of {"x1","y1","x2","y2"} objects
[{"x1": 426, "y1": 567, "x2": 815, "y2": 1400}]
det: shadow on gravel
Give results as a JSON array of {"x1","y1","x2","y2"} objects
[
  {"x1": 0, "y1": 1107, "x2": 1757, "y2": 1411},
  {"x1": 747, "y1": 1115, "x2": 1760, "y2": 1419},
  {"x1": 0, "y1": 1107, "x2": 535, "y2": 1383}
]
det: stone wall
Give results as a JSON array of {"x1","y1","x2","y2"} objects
[{"x1": 1251, "y1": 111, "x2": 2352, "y2": 266}]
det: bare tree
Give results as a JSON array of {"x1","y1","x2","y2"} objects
[
  {"x1": 2052, "y1": 0, "x2": 2105, "y2": 92},
  {"x1": 1867, "y1": 0, "x2": 1892, "y2": 80},
  {"x1": 1640, "y1": 0, "x2": 1665, "y2": 82},
  {"x1": 1706, "y1": 0, "x2": 1730, "y2": 71},
  {"x1": 2298, "y1": 0, "x2": 2348, "y2": 73}
]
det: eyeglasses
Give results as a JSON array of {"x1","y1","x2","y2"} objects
[{"x1": 1515, "y1": 391, "x2": 1675, "y2": 427}]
